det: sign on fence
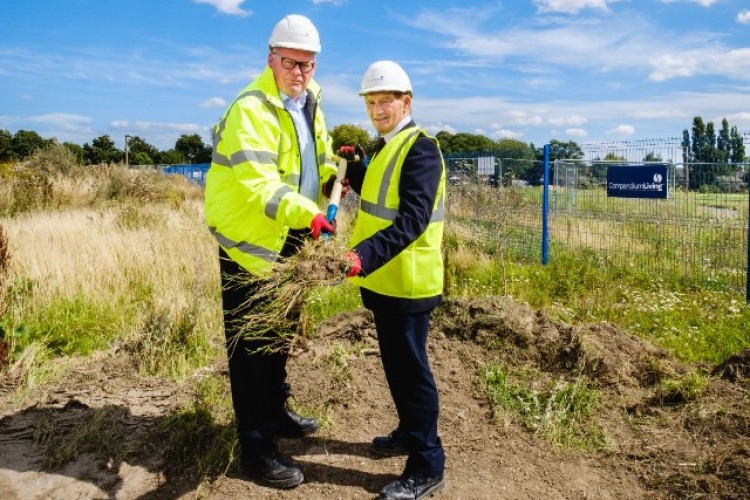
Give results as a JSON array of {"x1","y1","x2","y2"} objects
[{"x1": 607, "y1": 164, "x2": 668, "y2": 199}]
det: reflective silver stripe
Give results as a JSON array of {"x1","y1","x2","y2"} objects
[
  {"x1": 209, "y1": 227, "x2": 278, "y2": 262},
  {"x1": 377, "y1": 129, "x2": 422, "y2": 207},
  {"x1": 212, "y1": 90, "x2": 280, "y2": 168},
  {"x1": 360, "y1": 195, "x2": 444, "y2": 222},
  {"x1": 285, "y1": 173, "x2": 300, "y2": 185},
  {"x1": 265, "y1": 185, "x2": 293, "y2": 219},
  {"x1": 212, "y1": 149, "x2": 230, "y2": 166},
  {"x1": 432, "y1": 193, "x2": 445, "y2": 222},
  {"x1": 362, "y1": 129, "x2": 445, "y2": 223},
  {"x1": 360, "y1": 199, "x2": 399, "y2": 221},
  {"x1": 212, "y1": 148, "x2": 277, "y2": 167}
]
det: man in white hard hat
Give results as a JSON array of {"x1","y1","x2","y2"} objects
[
  {"x1": 204, "y1": 13, "x2": 337, "y2": 489},
  {"x1": 340, "y1": 60, "x2": 447, "y2": 499}
]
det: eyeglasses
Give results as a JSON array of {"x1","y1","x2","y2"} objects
[{"x1": 273, "y1": 53, "x2": 315, "y2": 73}]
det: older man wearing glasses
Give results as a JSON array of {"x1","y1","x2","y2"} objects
[{"x1": 204, "y1": 14, "x2": 337, "y2": 489}]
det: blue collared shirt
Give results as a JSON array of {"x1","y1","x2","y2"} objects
[{"x1": 282, "y1": 92, "x2": 319, "y2": 202}]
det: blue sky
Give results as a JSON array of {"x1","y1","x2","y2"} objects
[{"x1": 2, "y1": 0, "x2": 750, "y2": 152}]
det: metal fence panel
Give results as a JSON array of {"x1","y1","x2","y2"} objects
[{"x1": 445, "y1": 156, "x2": 749, "y2": 292}]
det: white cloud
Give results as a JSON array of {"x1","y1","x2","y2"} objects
[
  {"x1": 548, "y1": 115, "x2": 587, "y2": 126},
  {"x1": 109, "y1": 120, "x2": 213, "y2": 149},
  {"x1": 422, "y1": 122, "x2": 457, "y2": 136},
  {"x1": 494, "y1": 129, "x2": 524, "y2": 139},
  {"x1": 533, "y1": 0, "x2": 614, "y2": 14},
  {"x1": 659, "y1": 0, "x2": 717, "y2": 7},
  {"x1": 192, "y1": 0, "x2": 251, "y2": 16},
  {"x1": 507, "y1": 110, "x2": 544, "y2": 126},
  {"x1": 648, "y1": 54, "x2": 700, "y2": 81},
  {"x1": 406, "y1": 7, "x2": 750, "y2": 85},
  {"x1": 566, "y1": 128, "x2": 588, "y2": 137},
  {"x1": 630, "y1": 109, "x2": 685, "y2": 119},
  {"x1": 200, "y1": 97, "x2": 226, "y2": 108},
  {"x1": 738, "y1": 10, "x2": 750, "y2": 24},
  {"x1": 111, "y1": 120, "x2": 206, "y2": 134},
  {"x1": 29, "y1": 113, "x2": 92, "y2": 127},
  {"x1": 607, "y1": 124, "x2": 635, "y2": 136},
  {"x1": 649, "y1": 48, "x2": 750, "y2": 82},
  {"x1": 312, "y1": 0, "x2": 345, "y2": 5},
  {"x1": 722, "y1": 112, "x2": 750, "y2": 128}
]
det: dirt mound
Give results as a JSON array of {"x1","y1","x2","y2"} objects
[
  {"x1": 0, "y1": 295, "x2": 748, "y2": 499},
  {"x1": 711, "y1": 349, "x2": 750, "y2": 382},
  {"x1": 436, "y1": 296, "x2": 680, "y2": 387}
]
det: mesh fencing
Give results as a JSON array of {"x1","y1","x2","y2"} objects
[{"x1": 445, "y1": 156, "x2": 749, "y2": 292}]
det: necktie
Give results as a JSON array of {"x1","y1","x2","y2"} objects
[{"x1": 373, "y1": 137, "x2": 386, "y2": 156}]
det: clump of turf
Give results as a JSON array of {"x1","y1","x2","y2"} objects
[{"x1": 235, "y1": 238, "x2": 351, "y2": 352}]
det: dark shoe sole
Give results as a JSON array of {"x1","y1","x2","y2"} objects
[
  {"x1": 275, "y1": 421, "x2": 319, "y2": 439},
  {"x1": 239, "y1": 463, "x2": 304, "y2": 489},
  {"x1": 378, "y1": 477, "x2": 445, "y2": 499},
  {"x1": 370, "y1": 443, "x2": 409, "y2": 457}
]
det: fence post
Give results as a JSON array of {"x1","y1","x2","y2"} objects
[
  {"x1": 542, "y1": 144, "x2": 550, "y2": 265},
  {"x1": 747, "y1": 171, "x2": 750, "y2": 303}
]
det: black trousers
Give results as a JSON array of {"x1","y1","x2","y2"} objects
[
  {"x1": 219, "y1": 249, "x2": 289, "y2": 456},
  {"x1": 373, "y1": 307, "x2": 445, "y2": 476}
]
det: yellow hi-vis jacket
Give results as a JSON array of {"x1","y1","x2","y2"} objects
[
  {"x1": 350, "y1": 127, "x2": 446, "y2": 299},
  {"x1": 204, "y1": 66, "x2": 337, "y2": 275}
]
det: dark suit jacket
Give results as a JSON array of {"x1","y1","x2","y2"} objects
[{"x1": 347, "y1": 122, "x2": 443, "y2": 314}]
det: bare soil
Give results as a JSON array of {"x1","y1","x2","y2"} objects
[{"x1": 1, "y1": 296, "x2": 748, "y2": 499}]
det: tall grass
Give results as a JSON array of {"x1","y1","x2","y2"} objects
[
  {"x1": 0, "y1": 150, "x2": 221, "y2": 387},
  {"x1": 443, "y1": 235, "x2": 750, "y2": 365}
]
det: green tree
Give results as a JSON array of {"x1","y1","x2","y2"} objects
[
  {"x1": 540, "y1": 140, "x2": 583, "y2": 161},
  {"x1": 158, "y1": 149, "x2": 184, "y2": 165},
  {"x1": 689, "y1": 117, "x2": 708, "y2": 189},
  {"x1": 83, "y1": 135, "x2": 120, "y2": 165},
  {"x1": 125, "y1": 135, "x2": 159, "y2": 165},
  {"x1": 704, "y1": 121, "x2": 717, "y2": 163},
  {"x1": 717, "y1": 119, "x2": 731, "y2": 164},
  {"x1": 12, "y1": 130, "x2": 50, "y2": 160},
  {"x1": 435, "y1": 131, "x2": 453, "y2": 152},
  {"x1": 730, "y1": 126, "x2": 746, "y2": 163},
  {"x1": 445, "y1": 132, "x2": 496, "y2": 154},
  {"x1": 691, "y1": 116, "x2": 706, "y2": 164},
  {"x1": 643, "y1": 151, "x2": 663, "y2": 162},
  {"x1": 681, "y1": 129, "x2": 691, "y2": 163},
  {"x1": 175, "y1": 134, "x2": 211, "y2": 164},
  {"x1": 329, "y1": 124, "x2": 371, "y2": 154},
  {"x1": 0, "y1": 129, "x2": 12, "y2": 162},
  {"x1": 63, "y1": 142, "x2": 84, "y2": 165},
  {"x1": 495, "y1": 138, "x2": 535, "y2": 160}
]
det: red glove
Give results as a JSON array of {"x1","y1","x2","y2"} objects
[
  {"x1": 338, "y1": 145, "x2": 356, "y2": 160},
  {"x1": 322, "y1": 174, "x2": 350, "y2": 199},
  {"x1": 344, "y1": 251, "x2": 362, "y2": 277},
  {"x1": 310, "y1": 213, "x2": 336, "y2": 240}
]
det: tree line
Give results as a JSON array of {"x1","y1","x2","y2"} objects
[
  {"x1": 0, "y1": 130, "x2": 211, "y2": 166},
  {"x1": 2, "y1": 117, "x2": 746, "y2": 176},
  {"x1": 681, "y1": 117, "x2": 747, "y2": 191}
]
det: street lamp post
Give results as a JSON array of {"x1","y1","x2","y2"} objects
[{"x1": 124, "y1": 134, "x2": 132, "y2": 168}]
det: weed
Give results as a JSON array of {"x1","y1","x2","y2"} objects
[
  {"x1": 480, "y1": 364, "x2": 606, "y2": 449},
  {"x1": 656, "y1": 372, "x2": 708, "y2": 405},
  {"x1": 34, "y1": 404, "x2": 130, "y2": 469},
  {"x1": 156, "y1": 376, "x2": 236, "y2": 477}
]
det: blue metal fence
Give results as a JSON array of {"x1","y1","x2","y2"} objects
[
  {"x1": 445, "y1": 152, "x2": 750, "y2": 295},
  {"x1": 160, "y1": 163, "x2": 210, "y2": 186}
]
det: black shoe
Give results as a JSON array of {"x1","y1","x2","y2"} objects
[
  {"x1": 239, "y1": 450, "x2": 304, "y2": 489},
  {"x1": 371, "y1": 430, "x2": 408, "y2": 457},
  {"x1": 275, "y1": 407, "x2": 319, "y2": 438},
  {"x1": 379, "y1": 472, "x2": 445, "y2": 499}
]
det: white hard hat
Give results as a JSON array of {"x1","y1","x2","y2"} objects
[
  {"x1": 359, "y1": 60, "x2": 412, "y2": 96},
  {"x1": 268, "y1": 14, "x2": 321, "y2": 53}
]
